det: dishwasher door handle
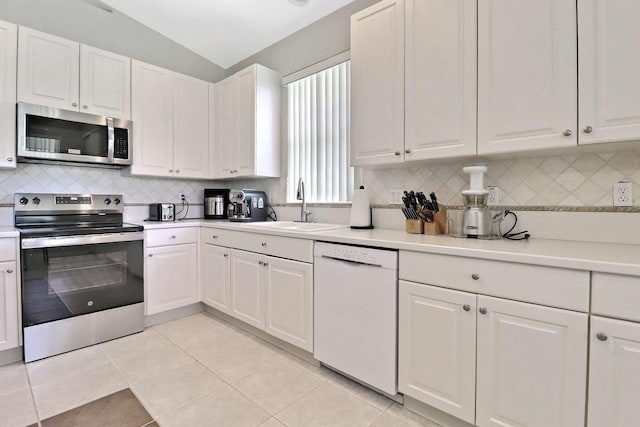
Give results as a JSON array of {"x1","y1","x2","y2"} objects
[{"x1": 320, "y1": 255, "x2": 382, "y2": 268}]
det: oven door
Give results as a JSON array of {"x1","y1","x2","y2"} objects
[{"x1": 21, "y1": 232, "x2": 144, "y2": 327}]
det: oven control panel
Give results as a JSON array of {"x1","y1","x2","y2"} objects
[{"x1": 14, "y1": 193, "x2": 125, "y2": 213}]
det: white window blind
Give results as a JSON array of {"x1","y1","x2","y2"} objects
[{"x1": 287, "y1": 61, "x2": 354, "y2": 203}]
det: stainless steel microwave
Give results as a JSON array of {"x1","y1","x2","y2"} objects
[{"x1": 17, "y1": 102, "x2": 133, "y2": 166}]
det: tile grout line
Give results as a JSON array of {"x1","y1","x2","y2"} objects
[{"x1": 22, "y1": 362, "x2": 44, "y2": 427}]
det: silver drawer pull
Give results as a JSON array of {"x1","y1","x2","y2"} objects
[
  {"x1": 212, "y1": 235, "x2": 218, "y2": 239},
  {"x1": 479, "y1": 307, "x2": 488, "y2": 315},
  {"x1": 171, "y1": 235, "x2": 176, "y2": 239},
  {"x1": 563, "y1": 129, "x2": 572, "y2": 137},
  {"x1": 258, "y1": 261, "x2": 263, "y2": 265},
  {"x1": 261, "y1": 242, "x2": 267, "y2": 247},
  {"x1": 471, "y1": 273, "x2": 480, "y2": 280},
  {"x1": 263, "y1": 262, "x2": 269, "y2": 267},
  {"x1": 596, "y1": 332, "x2": 608, "y2": 342},
  {"x1": 148, "y1": 254, "x2": 153, "y2": 257},
  {"x1": 223, "y1": 253, "x2": 228, "y2": 258},
  {"x1": 463, "y1": 304, "x2": 471, "y2": 312},
  {"x1": 6, "y1": 269, "x2": 13, "y2": 274}
]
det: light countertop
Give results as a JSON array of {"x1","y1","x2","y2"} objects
[{"x1": 136, "y1": 219, "x2": 640, "y2": 276}]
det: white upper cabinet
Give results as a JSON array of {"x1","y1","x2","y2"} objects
[
  {"x1": 212, "y1": 64, "x2": 280, "y2": 179},
  {"x1": 478, "y1": 0, "x2": 578, "y2": 154},
  {"x1": 173, "y1": 72, "x2": 209, "y2": 178},
  {"x1": 350, "y1": 0, "x2": 405, "y2": 166},
  {"x1": 131, "y1": 60, "x2": 174, "y2": 177},
  {"x1": 79, "y1": 45, "x2": 131, "y2": 119},
  {"x1": 578, "y1": 0, "x2": 640, "y2": 145},
  {"x1": 130, "y1": 60, "x2": 209, "y2": 179},
  {"x1": 405, "y1": 0, "x2": 477, "y2": 160},
  {"x1": 18, "y1": 27, "x2": 131, "y2": 119},
  {"x1": 0, "y1": 20, "x2": 17, "y2": 169},
  {"x1": 17, "y1": 27, "x2": 80, "y2": 111}
]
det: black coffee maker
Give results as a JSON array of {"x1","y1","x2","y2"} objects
[{"x1": 204, "y1": 189, "x2": 229, "y2": 219}]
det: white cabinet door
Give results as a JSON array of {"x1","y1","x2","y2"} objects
[
  {"x1": 229, "y1": 249, "x2": 265, "y2": 329},
  {"x1": 264, "y1": 257, "x2": 313, "y2": 352},
  {"x1": 235, "y1": 65, "x2": 256, "y2": 177},
  {"x1": 173, "y1": 72, "x2": 209, "y2": 178},
  {"x1": 398, "y1": 281, "x2": 476, "y2": 424},
  {"x1": 131, "y1": 60, "x2": 174, "y2": 177},
  {"x1": 0, "y1": 261, "x2": 18, "y2": 352},
  {"x1": 213, "y1": 76, "x2": 237, "y2": 179},
  {"x1": 79, "y1": 45, "x2": 130, "y2": 119},
  {"x1": 578, "y1": 0, "x2": 640, "y2": 145},
  {"x1": 17, "y1": 27, "x2": 79, "y2": 110},
  {"x1": 588, "y1": 316, "x2": 640, "y2": 427},
  {"x1": 0, "y1": 20, "x2": 17, "y2": 169},
  {"x1": 145, "y1": 243, "x2": 198, "y2": 315},
  {"x1": 405, "y1": 0, "x2": 477, "y2": 160},
  {"x1": 476, "y1": 296, "x2": 588, "y2": 427},
  {"x1": 200, "y1": 244, "x2": 230, "y2": 313},
  {"x1": 350, "y1": 0, "x2": 405, "y2": 166},
  {"x1": 477, "y1": 0, "x2": 577, "y2": 154}
]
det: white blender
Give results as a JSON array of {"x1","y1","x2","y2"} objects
[{"x1": 461, "y1": 166, "x2": 492, "y2": 238}]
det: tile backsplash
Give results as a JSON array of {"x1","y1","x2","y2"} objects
[
  {"x1": 363, "y1": 147, "x2": 640, "y2": 207},
  {"x1": 0, "y1": 146, "x2": 639, "y2": 211}
]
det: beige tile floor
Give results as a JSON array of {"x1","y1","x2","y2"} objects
[{"x1": 0, "y1": 312, "x2": 442, "y2": 427}]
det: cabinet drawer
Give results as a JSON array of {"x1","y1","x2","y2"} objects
[
  {"x1": 400, "y1": 251, "x2": 589, "y2": 311},
  {"x1": 592, "y1": 273, "x2": 640, "y2": 322},
  {"x1": 146, "y1": 227, "x2": 198, "y2": 247},
  {"x1": 0, "y1": 238, "x2": 16, "y2": 262},
  {"x1": 229, "y1": 231, "x2": 313, "y2": 263},
  {"x1": 200, "y1": 227, "x2": 230, "y2": 246}
]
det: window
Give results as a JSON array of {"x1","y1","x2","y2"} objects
[{"x1": 286, "y1": 60, "x2": 354, "y2": 203}]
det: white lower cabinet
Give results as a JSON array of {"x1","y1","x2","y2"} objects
[
  {"x1": 145, "y1": 228, "x2": 199, "y2": 315},
  {"x1": 200, "y1": 243, "x2": 230, "y2": 314},
  {"x1": 399, "y1": 281, "x2": 476, "y2": 423},
  {"x1": 475, "y1": 296, "x2": 588, "y2": 427},
  {"x1": 399, "y1": 274, "x2": 588, "y2": 427},
  {"x1": 0, "y1": 260, "x2": 18, "y2": 352},
  {"x1": 228, "y1": 247, "x2": 313, "y2": 352},
  {"x1": 264, "y1": 256, "x2": 313, "y2": 352},
  {"x1": 587, "y1": 316, "x2": 640, "y2": 427}
]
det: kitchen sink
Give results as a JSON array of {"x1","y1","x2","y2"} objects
[{"x1": 247, "y1": 221, "x2": 347, "y2": 232}]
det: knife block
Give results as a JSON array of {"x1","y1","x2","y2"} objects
[
  {"x1": 405, "y1": 219, "x2": 424, "y2": 234},
  {"x1": 424, "y1": 205, "x2": 447, "y2": 235}
]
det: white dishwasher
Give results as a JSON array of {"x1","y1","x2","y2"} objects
[{"x1": 314, "y1": 241, "x2": 398, "y2": 395}]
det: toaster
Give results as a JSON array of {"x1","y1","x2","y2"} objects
[{"x1": 149, "y1": 203, "x2": 175, "y2": 222}]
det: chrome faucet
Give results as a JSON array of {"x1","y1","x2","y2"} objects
[{"x1": 296, "y1": 177, "x2": 312, "y2": 222}]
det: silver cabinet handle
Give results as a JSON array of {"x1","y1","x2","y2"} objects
[
  {"x1": 584, "y1": 126, "x2": 593, "y2": 133},
  {"x1": 176, "y1": 170, "x2": 180, "y2": 173},
  {"x1": 171, "y1": 235, "x2": 176, "y2": 239},
  {"x1": 212, "y1": 235, "x2": 218, "y2": 239},
  {"x1": 405, "y1": 149, "x2": 411, "y2": 154},
  {"x1": 479, "y1": 307, "x2": 488, "y2": 315},
  {"x1": 82, "y1": 105, "x2": 88, "y2": 109},
  {"x1": 258, "y1": 260, "x2": 264, "y2": 265},
  {"x1": 6, "y1": 269, "x2": 13, "y2": 274},
  {"x1": 471, "y1": 273, "x2": 480, "y2": 280},
  {"x1": 72, "y1": 102, "x2": 78, "y2": 107},
  {"x1": 6, "y1": 157, "x2": 13, "y2": 162},
  {"x1": 148, "y1": 253, "x2": 153, "y2": 257},
  {"x1": 263, "y1": 262, "x2": 269, "y2": 267},
  {"x1": 394, "y1": 151, "x2": 401, "y2": 156},
  {"x1": 168, "y1": 169, "x2": 174, "y2": 173},
  {"x1": 261, "y1": 242, "x2": 267, "y2": 247},
  {"x1": 563, "y1": 129, "x2": 572, "y2": 137},
  {"x1": 596, "y1": 332, "x2": 608, "y2": 341},
  {"x1": 463, "y1": 304, "x2": 471, "y2": 312},
  {"x1": 223, "y1": 253, "x2": 228, "y2": 258}
]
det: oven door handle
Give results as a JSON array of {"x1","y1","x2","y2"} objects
[{"x1": 21, "y1": 232, "x2": 144, "y2": 249}]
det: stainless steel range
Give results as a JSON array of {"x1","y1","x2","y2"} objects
[{"x1": 15, "y1": 193, "x2": 144, "y2": 362}]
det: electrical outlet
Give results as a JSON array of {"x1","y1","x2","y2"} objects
[
  {"x1": 389, "y1": 189, "x2": 404, "y2": 205},
  {"x1": 613, "y1": 182, "x2": 633, "y2": 207},
  {"x1": 180, "y1": 194, "x2": 186, "y2": 202},
  {"x1": 488, "y1": 186, "x2": 500, "y2": 206}
]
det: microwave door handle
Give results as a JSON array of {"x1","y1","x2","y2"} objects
[{"x1": 106, "y1": 117, "x2": 115, "y2": 163}]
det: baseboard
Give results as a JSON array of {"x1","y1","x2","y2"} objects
[
  {"x1": 0, "y1": 346, "x2": 23, "y2": 366},
  {"x1": 145, "y1": 303, "x2": 204, "y2": 327},
  {"x1": 403, "y1": 395, "x2": 474, "y2": 427}
]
